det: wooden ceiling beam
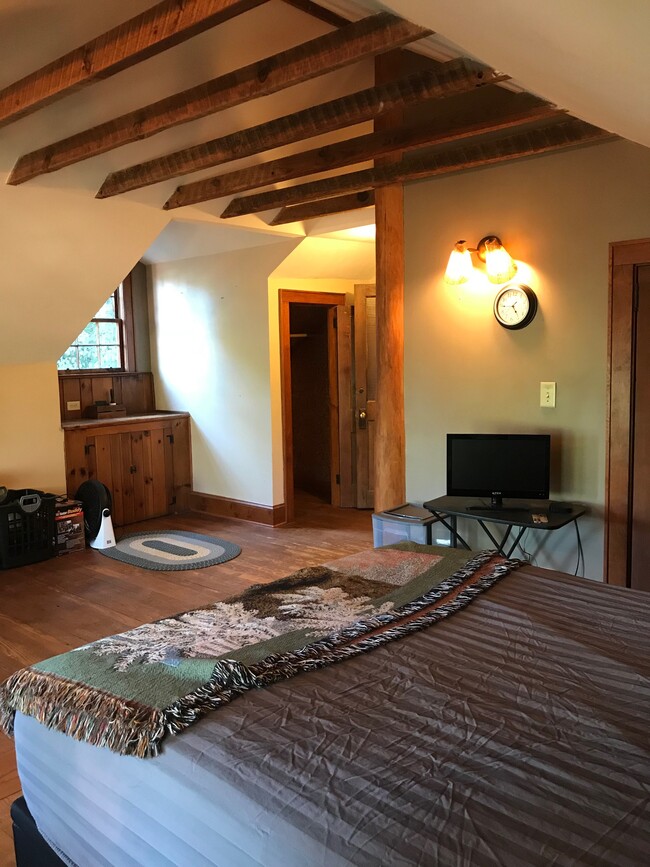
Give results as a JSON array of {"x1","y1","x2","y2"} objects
[
  {"x1": 282, "y1": 0, "x2": 351, "y2": 27},
  {"x1": 9, "y1": 13, "x2": 431, "y2": 186},
  {"x1": 97, "y1": 59, "x2": 504, "y2": 198},
  {"x1": 271, "y1": 190, "x2": 375, "y2": 224},
  {"x1": 221, "y1": 120, "x2": 613, "y2": 218},
  {"x1": 164, "y1": 102, "x2": 560, "y2": 209},
  {"x1": 0, "y1": 0, "x2": 268, "y2": 129}
]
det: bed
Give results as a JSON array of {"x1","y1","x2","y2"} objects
[{"x1": 6, "y1": 548, "x2": 650, "y2": 866}]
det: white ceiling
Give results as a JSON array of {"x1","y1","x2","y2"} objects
[
  {"x1": 329, "y1": 0, "x2": 650, "y2": 148},
  {"x1": 141, "y1": 218, "x2": 297, "y2": 264},
  {"x1": 142, "y1": 0, "x2": 650, "y2": 261},
  {"x1": 1, "y1": 0, "x2": 648, "y2": 337}
]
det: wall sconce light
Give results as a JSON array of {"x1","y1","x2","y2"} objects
[
  {"x1": 444, "y1": 235, "x2": 517, "y2": 285},
  {"x1": 444, "y1": 241, "x2": 474, "y2": 285}
]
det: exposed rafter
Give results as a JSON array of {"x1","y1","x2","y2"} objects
[
  {"x1": 164, "y1": 101, "x2": 560, "y2": 209},
  {"x1": 270, "y1": 190, "x2": 375, "y2": 225},
  {"x1": 9, "y1": 13, "x2": 431, "y2": 186},
  {"x1": 0, "y1": 0, "x2": 268, "y2": 129},
  {"x1": 221, "y1": 120, "x2": 613, "y2": 218},
  {"x1": 282, "y1": 0, "x2": 351, "y2": 27},
  {"x1": 97, "y1": 59, "x2": 505, "y2": 198}
]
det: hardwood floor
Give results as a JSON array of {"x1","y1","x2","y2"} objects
[{"x1": 0, "y1": 493, "x2": 372, "y2": 866}]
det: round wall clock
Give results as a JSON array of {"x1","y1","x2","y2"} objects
[{"x1": 493, "y1": 283, "x2": 538, "y2": 330}]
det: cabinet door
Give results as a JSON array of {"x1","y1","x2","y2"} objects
[
  {"x1": 139, "y1": 426, "x2": 174, "y2": 521},
  {"x1": 91, "y1": 433, "x2": 132, "y2": 527},
  {"x1": 74, "y1": 421, "x2": 185, "y2": 528}
]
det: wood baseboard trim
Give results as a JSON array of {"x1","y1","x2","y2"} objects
[{"x1": 190, "y1": 491, "x2": 287, "y2": 526}]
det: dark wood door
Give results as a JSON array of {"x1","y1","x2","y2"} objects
[
  {"x1": 630, "y1": 264, "x2": 650, "y2": 590},
  {"x1": 354, "y1": 283, "x2": 377, "y2": 508},
  {"x1": 607, "y1": 239, "x2": 650, "y2": 588},
  {"x1": 333, "y1": 305, "x2": 355, "y2": 507}
]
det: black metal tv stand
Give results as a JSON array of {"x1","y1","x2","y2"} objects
[
  {"x1": 423, "y1": 495, "x2": 586, "y2": 559},
  {"x1": 466, "y1": 503, "x2": 529, "y2": 513}
]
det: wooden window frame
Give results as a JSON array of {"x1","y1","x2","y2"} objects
[{"x1": 58, "y1": 271, "x2": 137, "y2": 375}]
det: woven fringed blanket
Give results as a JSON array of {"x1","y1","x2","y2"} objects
[{"x1": 0, "y1": 543, "x2": 520, "y2": 758}]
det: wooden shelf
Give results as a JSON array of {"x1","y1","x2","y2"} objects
[{"x1": 62, "y1": 411, "x2": 189, "y2": 431}]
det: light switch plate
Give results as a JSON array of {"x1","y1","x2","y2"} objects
[
  {"x1": 66, "y1": 400, "x2": 81, "y2": 411},
  {"x1": 540, "y1": 381, "x2": 556, "y2": 408}
]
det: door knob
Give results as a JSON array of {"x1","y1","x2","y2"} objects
[{"x1": 358, "y1": 409, "x2": 367, "y2": 430}]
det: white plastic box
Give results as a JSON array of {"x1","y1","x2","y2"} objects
[{"x1": 372, "y1": 504, "x2": 438, "y2": 548}]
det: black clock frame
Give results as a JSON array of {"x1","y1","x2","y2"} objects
[{"x1": 493, "y1": 283, "x2": 538, "y2": 330}]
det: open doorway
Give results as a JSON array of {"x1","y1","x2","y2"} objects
[
  {"x1": 290, "y1": 303, "x2": 332, "y2": 503},
  {"x1": 279, "y1": 285, "x2": 378, "y2": 522},
  {"x1": 279, "y1": 290, "x2": 352, "y2": 522}
]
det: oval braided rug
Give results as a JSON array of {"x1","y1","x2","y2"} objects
[{"x1": 98, "y1": 531, "x2": 241, "y2": 571}]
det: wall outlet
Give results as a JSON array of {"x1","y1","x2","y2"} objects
[
  {"x1": 66, "y1": 400, "x2": 81, "y2": 411},
  {"x1": 540, "y1": 381, "x2": 556, "y2": 408}
]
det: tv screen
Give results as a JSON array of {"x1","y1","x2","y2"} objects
[{"x1": 447, "y1": 434, "x2": 551, "y2": 506}]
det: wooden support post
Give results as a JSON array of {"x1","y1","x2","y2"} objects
[{"x1": 374, "y1": 53, "x2": 405, "y2": 513}]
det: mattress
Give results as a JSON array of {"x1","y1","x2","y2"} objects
[{"x1": 14, "y1": 565, "x2": 650, "y2": 867}]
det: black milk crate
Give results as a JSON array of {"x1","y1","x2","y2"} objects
[{"x1": 0, "y1": 489, "x2": 57, "y2": 569}]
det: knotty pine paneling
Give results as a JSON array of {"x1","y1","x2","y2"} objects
[{"x1": 59, "y1": 372, "x2": 155, "y2": 421}]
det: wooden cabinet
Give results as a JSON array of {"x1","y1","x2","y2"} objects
[{"x1": 63, "y1": 413, "x2": 191, "y2": 527}]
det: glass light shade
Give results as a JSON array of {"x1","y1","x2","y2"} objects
[
  {"x1": 484, "y1": 238, "x2": 516, "y2": 284},
  {"x1": 444, "y1": 241, "x2": 474, "y2": 285}
]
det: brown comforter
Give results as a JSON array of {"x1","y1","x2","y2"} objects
[
  {"x1": 14, "y1": 563, "x2": 650, "y2": 866},
  {"x1": 176, "y1": 564, "x2": 650, "y2": 866}
]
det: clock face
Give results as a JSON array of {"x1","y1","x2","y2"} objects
[{"x1": 494, "y1": 284, "x2": 537, "y2": 330}]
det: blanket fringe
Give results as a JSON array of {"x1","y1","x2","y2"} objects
[
  {"x1": 0, "y1": 668, "x2": 165, "y2": 758},
  {"x1": 162, "y1": 551, "x2": 521, "y2": 742},
  {"x1": 1, "y1": 551, "x2": 521, "y2": 757}
]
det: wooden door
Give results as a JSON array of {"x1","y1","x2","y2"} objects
[
  {"x1": 279, "y1": 290, "x2": 347, "y2": 521},
  {"x1": 606, "y1": 239, "x2": 650, "y2": 587},
  {"x1": 89, "y1": 426, "x2": 174, "y2": 527},
  {"x1": 333, "y1": 306, "x2": 355, "y2": 507},
  {"x1": 91, "y1": 432, "x2": 130, "y2": 527},
  {"x1": 630, "y1": 264, "x2": 650, "y2": 589},
  {"x1": 354, "y1": 283, "x2": 377, "y2": 508}
]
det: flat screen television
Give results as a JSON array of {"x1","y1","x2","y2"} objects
[{"x1": 447, "y1": 433, "x2": 551, "y2": 509}]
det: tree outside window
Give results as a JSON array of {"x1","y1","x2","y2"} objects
[{"x1": 58, "y1": 288, "x2": 124, "y2": 371}]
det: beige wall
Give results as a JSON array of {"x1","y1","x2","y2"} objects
[
  {"x1": 0, "y1": 362, "x2": 66, "y2": 494},
  {"x1": 148, "y1": 240, "x2": 300, "y2": 506},
  {"x1": 0, "y1": 185, "x2": 169, "y2": 367},
  {"x1": 148, "y1": 236, "x2": 375, "y2": 509},
  {"x1": 403, "y1": 139, "x2": 650, "y2": 579}
]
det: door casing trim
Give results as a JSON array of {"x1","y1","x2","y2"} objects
[
  {"x1": 279, "y1": 289, "x2": 347, "y2": 523},
  {"x1": 605, "y1": 237, "x2": 650, "y2": 584}
]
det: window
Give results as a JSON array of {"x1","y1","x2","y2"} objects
[{"x1": 57, "y1": 278, "x2": 135, "y2": 372}]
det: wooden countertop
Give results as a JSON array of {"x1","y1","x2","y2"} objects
[{"x1": 62, "y1": 411, "x2": 190, "y2": 430}]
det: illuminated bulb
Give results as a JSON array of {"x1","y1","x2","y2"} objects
[
  {"x1": 444, "y1": 240, "x2": 474, "y2": 285},
  {"x1": 484, "y1": 237, "x2": 516, "y2": 284}
]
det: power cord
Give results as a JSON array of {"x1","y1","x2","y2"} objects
[
  {"x1": 574, "y1": 520, "x2": 585, "y2": 576},
  {"x1": 516, "y1": 529, "x2": 537, "y2": 564}
]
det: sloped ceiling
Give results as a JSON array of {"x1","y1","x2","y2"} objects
[
  {"x1": 1, "y1": 0, "x2": 647, "y2": 366},
  {"x1": 338, "y1": 0, "x2": 650, "y2": 148},
  {"x1": 0, "y1": 0, "x2": 372, "y2": 365}
]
